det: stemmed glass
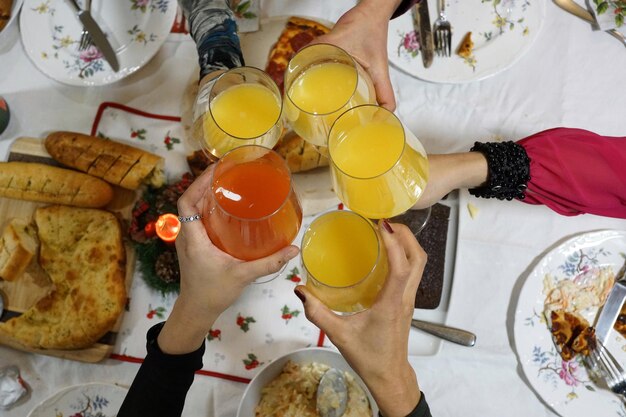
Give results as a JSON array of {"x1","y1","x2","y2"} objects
[
  {"x1": 202, "y1": 145, "x2": 303, "y2": 282},
  {"x1": 192, "y1": 66, "x2": 284, "y2": 158},
  {"x1": 283, "y1": 43, "x2": 376, "y2": 148},
  {"x1": 327, "y1": 104, "x2": 429, "y2": 219},
  {"x1": 301, "y1": 210, "x2": 388, "y2": 313}
]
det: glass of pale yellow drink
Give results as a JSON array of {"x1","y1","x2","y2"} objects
[
  {"x1": 192, "y1": 66, "x2": 283, "y2": 158},
  {"x1": 302, "y1": 210, "x2": 388, "y2": 314},
  {"x1": 328, "y1": 105, "x2": 429, "y2": 219},
  {"x1": 283, "y1": 43, "x2": 376, "y2": 148}
]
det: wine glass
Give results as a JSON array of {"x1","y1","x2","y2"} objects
[
  {"x1": 192, "y1": 66, "x2": 284, "y2": 158},
  {"x1": 328, "y1": 104, "x2": 429, "y2": 219},
  {"x1": 202, "y1": 145, "x2": 303, "y2": 282},
  {"x1": 283, "y1": 43, "x2": 376, "y2": 148},
  {"x1": 301, "y1": 210, "x2": 388, "y2": 314}
]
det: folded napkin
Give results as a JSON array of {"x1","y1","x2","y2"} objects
[{"x1": 590, "y1": 0, "x2": 625, "y2": 31}]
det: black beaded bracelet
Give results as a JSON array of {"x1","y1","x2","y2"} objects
[{"x1": 468, "y1": 141, "x2": 531, "y2": 201}]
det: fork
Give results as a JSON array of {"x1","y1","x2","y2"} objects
[
  {"x1": 584, "y1": 337, "x2": 626, "y2": 400},
  {"x1": 78, "y1": 0, "x2": 93, "y2": 51},
  {"x1": 433, "y1": 0, "x2": 452, "y2": 57}
]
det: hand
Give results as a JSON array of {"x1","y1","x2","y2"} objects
[
  {"x1": 158, "y1": 167, "x2": 299, "y2": 354},
  {"x1": 294, "y1": 221, "x2": 426, "y2": 417},
  {"x1": 411, "y1": 152, "x2": 489, "y2": 209},
  {"x1": 311, "y1": 0, "x2": 400, "y2": 111}
]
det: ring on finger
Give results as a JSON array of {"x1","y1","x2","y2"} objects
[{"x1": 178, "y1": 214, "x2": 202, "y2": 223}]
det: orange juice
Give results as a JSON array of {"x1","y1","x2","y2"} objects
[
  {"x1": 329, "y1": 106, "x2": 429, "y2": 219},
  {"x1": 302, "y1": 211, "x2": 387, "y2": 313},
  {"x1": 203, "y1": 149, "x2": 302, "y2": 261},
  {"x1": 283, "y1": 44, "x2": 376, "y2": 147}
]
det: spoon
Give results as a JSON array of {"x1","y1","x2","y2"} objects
[{"x1": 317, "y1": 368, "x2": 348, "y2": 417}]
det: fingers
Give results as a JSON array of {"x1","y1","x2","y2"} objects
[
  {"x1": 377, "y1": 221, "x2": 426, "y2": 302},
  {"x1": 233, "y1": 245, "x2": 299, "y2": 284},
  {"x1": 370, "y1": 65, "x2": 396, "y2": 112},
  {"x1": 293, "y1": 285, "x2": 344, "y2": 343},
  {"x1": 177, "y1": 166, "x2": 214, "y2": 243}
]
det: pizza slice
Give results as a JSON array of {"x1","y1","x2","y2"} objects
[
  {"x1": 549, "y1": 310, "x2": 597, "y2": 361},
  {"x1": 457, "y1": 32, "x2": 474, "y2": 58}
]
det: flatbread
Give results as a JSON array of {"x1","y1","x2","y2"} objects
[{"x1": 0, "y1": 205, "x2": 126, "y2": 349}]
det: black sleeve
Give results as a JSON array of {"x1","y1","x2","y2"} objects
[
  {"x1": 391, "y1": 0, "x2": 420, "y2": 19},
  {"x1": 379, "y1": 391, "x2": 432, "y2": 417},
  {"x1": 117, "y1": 323, "x2": 205, "y2": 417}
]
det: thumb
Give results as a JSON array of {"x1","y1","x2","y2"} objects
[
  {"x1": 294, "y1": 286, "x2": 344, "y2": 341},
  {"x1": 234, "y1": 245, "x2": 299, "y2": 283}
]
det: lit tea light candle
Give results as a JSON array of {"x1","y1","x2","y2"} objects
[{"x1": 155, "y1": 213, "x2": 181, "y2": 243}]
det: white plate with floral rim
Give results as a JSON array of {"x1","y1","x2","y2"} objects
[
  {"x1": 27, "y1": 382, "x2": 128, "y2": 417},
  {"x1": 388, "y1": 0, "x2": 546, "y2": 83},
  {"x1": 514, "y1": 230, "x2": 626, "y2": 417},
  {"x1": 20, "y1": 0, "x2": 176, "y2": 86}
]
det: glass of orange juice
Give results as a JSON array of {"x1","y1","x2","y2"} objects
[
  {"x1": 302, "y1": 210, "x2": 388, "y2": 313},
  {"x1": 283, "y1": 43, "x2": 376, "y2": 148},
  {"x1": 192, "y1": 66, "x2": 284, "y2": 158},
  {"x1": 328, "y1": 104, "x2": 429, "y2": 219},
  {"x1": 202, "y1": 145, "x2": 303, "y2": 282}
]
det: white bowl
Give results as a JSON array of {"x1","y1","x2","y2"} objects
[
  {"x1": 0, "y1": 0, "x2": 23, "y2": 52},
  {"x1": 237, "y1": 347, "x2": 379, "y2": 417}
]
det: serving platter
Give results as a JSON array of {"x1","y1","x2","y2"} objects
[{"x1": 0, "y1": 136, "x2": 136, "y2": 363}]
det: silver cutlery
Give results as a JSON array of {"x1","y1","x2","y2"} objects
[
  {"x1": 594, "y1": 258, "x2": 626, "y2": 344},
  {"x1": 433, "y1": 0, "x2": 452, "y2": 57},
  {"x1": 78, "y1": 0, "x2": 93, "y2": 51},
  {"x1": 584, "y1": 338, "x2": 626, "y2": 400},
  {"x1": 317, "y1": 368, "x2": 348, "y2": 417},
  {"x1": 411, "y1": 319, "x2": 476, "y2": 346},
  {"x1": 553, "y1": 0, "x2": 626, "y2": 48},
  {"x1": 66, "y1": 0, "x2": 119, "y2": 71},
  {"x1": 412, "y1": 1, "x2": 434, "y2": 67}
]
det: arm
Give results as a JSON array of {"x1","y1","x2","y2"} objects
[
  {"x1": 412, "y1": 128, "x2": 626, "y2": 219},
  {"x1": 118, "y1": 167, "x2": 299, "y2": 416},
  {"x1": 311, "y1": 0, "x2": 405, "y2": 111},
  {"x1": 294, "y1": 221, "x2": 431, "y2": 417}
]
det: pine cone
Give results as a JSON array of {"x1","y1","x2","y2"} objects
[{"x1": 155, "y1": 249, "x2": 181, "y2": 284}]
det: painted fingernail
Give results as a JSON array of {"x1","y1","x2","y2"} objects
[
  {"x1": 382, "y1": 220, "x2": 394, "y2": 234},
  {"x1": 294, "y1": 288, "x2": 306, "y2": 303}
]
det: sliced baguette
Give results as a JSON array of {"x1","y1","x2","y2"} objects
[
  {"x1": 0, "y1": 161, "x2": 114, "y2": 207},
  {"x1": 0, "y1": 218, "x2": 38, "y2": 282},
  {"x1": 45, "y1": 131, "x2": 165, "y2": 190}
]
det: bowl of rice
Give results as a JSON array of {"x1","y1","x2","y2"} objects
[{"x1": 237, "y1": 347, "x2": 379, "y2": 417}]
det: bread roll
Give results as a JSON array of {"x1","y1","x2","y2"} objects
[
  {"x1": 45, "y1": 131, "x2": 165, "y2": 190},
  {"x1": 0, "y1": 162, "x2": 113, "y2": 207},
  {"x1": 0, "y1": 218, "x2": 38, "y2": 282}
]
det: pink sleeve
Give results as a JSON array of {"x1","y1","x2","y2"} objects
[{"x1": 517, "y1": 128, "x2": 626, "y2": 219}]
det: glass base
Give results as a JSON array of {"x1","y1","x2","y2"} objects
[{"x1": 389, "y1": 205, "x2": 432, "y2": 236}]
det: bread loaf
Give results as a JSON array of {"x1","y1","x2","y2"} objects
[
  {"x1": 0, "y1": 162, "x2": 114, "y2": 207},
  {"x1": 45, "y1": 131, "x2": 165, "y2": 190},
  {"x1": 0, "y1": 218, "x2": 38, "y2": 282}
]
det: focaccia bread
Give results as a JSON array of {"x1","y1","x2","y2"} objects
[
  {"x1": 0, "y1": 205, "x2": 127, "y2": 349},
  {"x1": 265, "y1": 16, "x2": 331, "y2": 94},
  {"x1": 0, "y1": 218, "x2": 38, "y2": 282},
  {"x1": 0, "y1": 161, "x2": 114, "y2": 207},
  {"x1": 0, "y1": 0, "x2": 12, "y2": 31},
  {"x1": 45, "y1": 131, "x2": 165, "y2": 190}
]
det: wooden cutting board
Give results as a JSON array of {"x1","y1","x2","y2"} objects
[{"x1": 0, "y1": 137, "x2": 137, "y2": 363}]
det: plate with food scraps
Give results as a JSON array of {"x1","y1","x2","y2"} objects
[
  {"x1": 514, "y1": 230, "x2": 626, "y2": 417},
  {"x1": 20, "y1": 0, "x2": 176, "y2": 86},
  {"x1": 237, "y1": 347, "x2": 378, "y2": 417},
  {"x1": 388, "y1": 0, "x2": 546, "y2": 83},
  {"x1": 27, "y1": 382, "x2": 128, "y2": 417}
]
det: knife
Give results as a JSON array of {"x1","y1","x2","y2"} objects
[
  {"x1": 595, "y1": 259, "x2": 626, "y2": 345},
  {"x1": 411, "y1": 319, "x2": 476, "y2": 346},
  {"x1": 412, "y1": 1, "x2": 434, "y2": 68},
  {"x1": 66, "y1": 0, "x2": 120, "y2": 72}
]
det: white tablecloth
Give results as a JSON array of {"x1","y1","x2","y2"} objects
[{"x1": 1, "y1": 1, "x2": 625, "y2": 416}]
